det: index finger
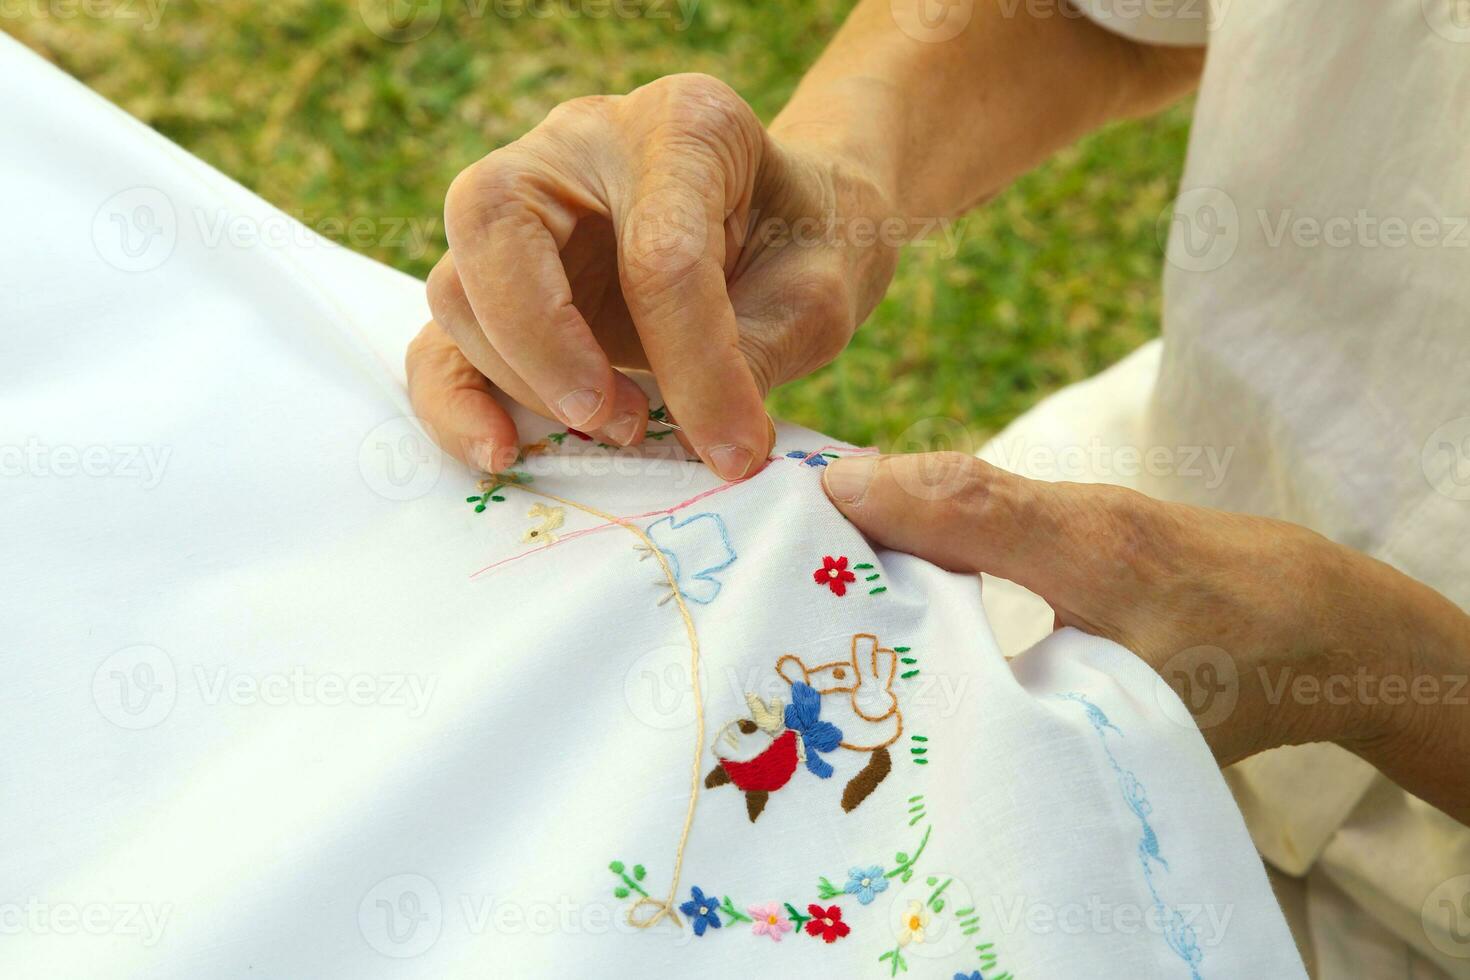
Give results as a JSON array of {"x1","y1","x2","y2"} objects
[
  {"x1": 616, "y1": 170, "x2": 773, "y2": 481},
  {"x1": 443, "y1": 155, "x2": 624, "y2": 435}
]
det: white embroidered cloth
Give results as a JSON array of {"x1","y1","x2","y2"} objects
[{"x1": 0, "y1": 35, "x2": 1303, "y2": 978}]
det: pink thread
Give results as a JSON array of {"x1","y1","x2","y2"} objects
[{"x1": 467, "y1": 444, "x2": 877, "y2": 580}]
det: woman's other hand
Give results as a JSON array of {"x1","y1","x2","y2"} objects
[{"x1": 823, "y1": 452, "x2": 1470, "y2": 824}]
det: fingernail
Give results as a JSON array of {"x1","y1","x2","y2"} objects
[
  {"x1": 602, "y1": 411, "x2": 642, "y2": 447},
  {"x1": 470, "y1": 441, "x2": 510, "y2": 474},
  {"x1": 707, "y1": 444, "x2": 756, "y2": 482},
  {"x1": 556, "y1": 388, "x2": 604, "y2": 428},
  {"x1": 824, "y1": 456, "x2": 877, "y2": 505},
  {"x1": 765, "y1": 413, "x2": 777, "y2": 454}
]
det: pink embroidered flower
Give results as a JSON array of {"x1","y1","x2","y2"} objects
[
  {"x1": 747, "y1": 901, "x2": 792, "y2": 942},
  {"x1": 804, "y1": 903, "x2": 851, "y2": 943},
  {"x1": 814, "y1": 555, "x2": 857, "y2": 596}
]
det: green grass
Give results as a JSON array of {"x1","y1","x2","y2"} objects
[{"x1": 6, "y1": 0, "x2": 1190, "y2": 448}]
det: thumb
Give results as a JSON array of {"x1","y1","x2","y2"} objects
[{"x1": 820, "y1": 452, "x2": 1091, "y2": 599}]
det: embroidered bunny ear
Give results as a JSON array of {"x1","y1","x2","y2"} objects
[
  {"x1": 850, "y1": 634, "x2": 895, "y2": 684},
  {"x1": 850, "y1": 633, "x2": 900, "y2": 723}
]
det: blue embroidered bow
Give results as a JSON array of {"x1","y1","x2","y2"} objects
[{"x1": 784, "y1": 682, "x2": 843, "y2": 778}]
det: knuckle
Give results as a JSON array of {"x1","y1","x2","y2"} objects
[
  {"x1": 735, "y1": 331, "x2": 781, "y2": 397},
  {"x1": 787, "y1": 271, "x2": 855, "y2": 362},
  {"x1": 424, "y1": 259, "x2": 468, "y2": 323},
  {"x1": 543, "y1": 93, "x2": 615, "y2": 128},
  {"x1": 620, "y1": 224, "x2": 711, "y2": 295},
  {"x1": 904, "y1": 451, "x2": 990, "y2": 511},
  {"x1": 404, "y1": 323, "x2": 455, "y2": 391},
  {"x1": 657, "y1": 73, "x2": 749, "y2": 128},
  {"x1": 635, "y1": 73, "x2": 760, "y2": 163},
  {"x1": 444, "y1": 155, "x2": 541, "y2": 237}
]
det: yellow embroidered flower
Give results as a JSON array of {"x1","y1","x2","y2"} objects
[
  {"x1": 897, "y1": 900, "x2": 931, "y2": 946},
  {"x1": 519, "y1": 440, "x2": 550, "y2": 457}
]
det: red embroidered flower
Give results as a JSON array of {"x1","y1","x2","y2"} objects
[
  {"x1": 813, "y1": 555, "x2": 857, "y2": 596},
  {"x1": 804, "y1": 903, "x2": 850, "y2": 943},
  {"x1": 567, "y1": 429, "x2": 593, "y2": 441}
]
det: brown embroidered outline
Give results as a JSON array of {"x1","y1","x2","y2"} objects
[{"x1": 776, "y1": 633, "x2": 903, "y2": 751}]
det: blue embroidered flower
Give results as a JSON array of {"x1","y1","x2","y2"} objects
[
  {"x1": 785, "y1": 450, "x2": 829, "y2": 466},
  {"x1": 784, "y1": 682, "x2": 843, "y2": 778},
  {"x1": 843, "y1": 865, "x2": 889, "y2": 905},
  {"x1": 678, "y1": 886, "x2": 722, "y2": 937},
  {"x1": 955, "y1": 972, "x2": 986, "y2": 980}
]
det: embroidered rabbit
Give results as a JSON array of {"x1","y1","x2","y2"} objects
[{"x1": 776, "y1": 633, "x2": 902, "y2": 811}]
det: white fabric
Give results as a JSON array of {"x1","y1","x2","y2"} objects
[
  {"x1": 998, "y1": 2, "x2": 1470, "y2": 975},
  {"x1": 0, "y1": 35, "x2": 1304, "y2": 978},
  {"x1": 1067, "y1": 0, "x2": 1211, "y2": 46}
]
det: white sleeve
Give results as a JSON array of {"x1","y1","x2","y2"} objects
[{"x1": 1068, "y1": 0, "x2": 1211, "y2": 46}]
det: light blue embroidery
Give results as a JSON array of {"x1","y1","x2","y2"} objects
[
  {"x1": 843, "y1": 865, "x2": 889, "y2": 905},
  {"x1": 1056, "y1": 692, "x2": 1205, "y2": 979},
  {"x1": 644, "y1": 512, "x2": 737, "y2": 604}
]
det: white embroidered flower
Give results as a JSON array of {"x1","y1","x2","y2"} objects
[{"x1": 897, "y1": 900, "x2": 931, "y2": 945}]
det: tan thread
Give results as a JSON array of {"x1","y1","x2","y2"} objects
[
  {"x1": 521, "y1": 502, "x2": 565, "y2": 545},
  {"x1": 514, "y1": 484, "x2": 702, "y2": 931}
]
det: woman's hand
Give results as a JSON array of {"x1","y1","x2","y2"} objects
[
  {"x1": 822, "y1": 452, "x2": 1470, "y2": 824},
  {"x1": 407, "y1": 73, "x2": 899, "y2": 480}
]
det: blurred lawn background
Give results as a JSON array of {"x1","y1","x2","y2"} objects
[{"x1": 7, "y1": 0, "x2": 1190, "y2": 449}]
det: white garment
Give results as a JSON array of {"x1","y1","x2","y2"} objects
[
  {"x1": 0, "y1": 35, "x2": 1304, "y2": 978},
  {"x1": 991, "y1": 3, "x2": 1470, "y2": 976}
]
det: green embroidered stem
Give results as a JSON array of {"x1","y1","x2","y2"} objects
[
  {"x1": 815, "y1": 876, "x2": 844, "y2": 900},
  {"x1": 878, "y1": 946, "x2": 908, "y2": 976},
  {"x1": 852, "y1": 562, "x2": 888, "y2": 595},
  {"x1": 467, "y1": 470, "x2": 533, "y2": 512},
  {"x1": 885, "y1": 825, "x2": 932, "y2": 883},
  {"x1": 924, "y1": 875, "x2": 953, "y2": 913},
  {"x1": 783, "y1": 902, "x2": 812, "y2": 932},
  {"x1": 894, "y1": 646, "x2": 920, "y2": 678},
  {"x1": 719, "y1": 895, "x2": 752, "y2": 923},
  {"x1": 607, "y1": 860, "x2": 649, "y2": 899}
]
